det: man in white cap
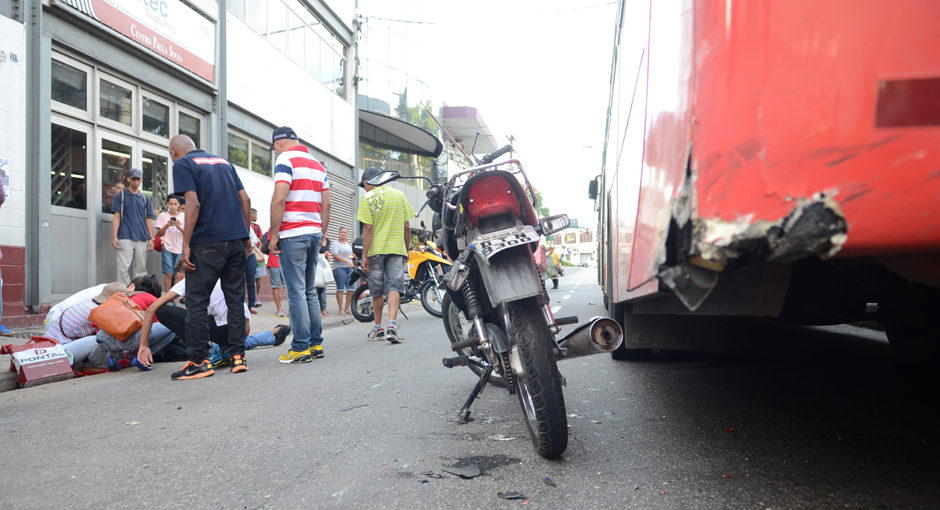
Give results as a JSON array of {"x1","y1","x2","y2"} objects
[{"x1": 111, "y1": 167, "x2": 154, "y2": 286}]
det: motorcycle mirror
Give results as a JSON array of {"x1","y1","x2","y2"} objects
[
  {"x1": 539, "y1": 214, "x2": 570, "y2": 236},
  {"x1": 421, "y1": 220, "x2": 426, "y2": 229},
  {"x1": 365, "y1": 170, "x2": 401, "y2": 187}
]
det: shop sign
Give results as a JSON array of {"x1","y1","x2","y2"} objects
[{"x1": 57, "y1": 0, "x2": 216, "y2": 82}]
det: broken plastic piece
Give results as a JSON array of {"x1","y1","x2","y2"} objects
[
  {"x1": 498, "y1": 491, "x2": 527, "y2": 500},
  {"x1": 543, "y1": 477, "x2": 557, "y2": 487},
  {"x1": 443, "y1": 465, "x2": 482, "y2": 478}
]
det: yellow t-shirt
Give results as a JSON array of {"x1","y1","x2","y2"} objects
[{"x1": 357, "y1": 187, "x2": 415, "y2": 257}]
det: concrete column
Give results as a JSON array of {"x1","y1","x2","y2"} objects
[{"x1": 24, "y1": 0, "x2": 52, "y2": 311}]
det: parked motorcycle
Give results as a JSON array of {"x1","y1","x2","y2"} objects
[
  {"x1": 349, "y1": 231, "x2": 452, "y2": 322},
  {"x1": 364, "y1": 148, "x2": 624, "y2": 459}
]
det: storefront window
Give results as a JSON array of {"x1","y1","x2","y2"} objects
[
  {"x1": 267, "y1": 0, "x2": 288, "y2": 53},
  {"x1": 142, "y1": 151, "x2": 169, "y2": 211},
  {"x1": 247, "y1": 0, "x2": 267, "y2": 34},
  {"x1": 229, "y1": 0, "x2": 245, "y2": 19},
  {"x1": 50, "y1": 125, "x2": 87, "y2": 209},
  {"x1": 101, "y1": 139, "x2": 133, "y2": 213},
  {"x1": 288, "y1": 11, "x2": 305, "y2": 66},
  {"x1": 251, "y1": 142, "x2": 272, "y2": 177},
  {"x1": 235, "y1": 0, "x2": 345, "y2": 96},
  {"x1": 51, "y1": 60, "x2": 87, "y2": 111},
  {"x1": 142, "y1": 97, "x2": 170, "y2": 138},
  {"x1": 228, "y1": 132, "x2": 249, "y2": 168},
  {"x1": 179, "y1": 112, "x2": 201, "y2": 148},
  {"x1": 100, "y1": 80, "x2": 133, "y2": 126},
  {"x1": 305, "y1": 26, "x2": 321, "y2": 78}
]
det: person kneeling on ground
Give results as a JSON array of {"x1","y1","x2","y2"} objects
[
  {"x1": 64, "y1": 276, "x2": 179, "y2": 372},
  {"x1": 135, "y1": 259, "x2": 292, "y2": 372}
]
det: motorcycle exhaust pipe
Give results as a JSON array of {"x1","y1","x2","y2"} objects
[{"x1": 556, "y1": 317, "x2": 623, "y2": 361}]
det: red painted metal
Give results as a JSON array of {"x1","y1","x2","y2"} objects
[
  {"x1": 604, "y1": 0, "x2": 940, "y2": 305},
  {"x1": 692, "y1": 0, "x2": 940, "y2": 257}
]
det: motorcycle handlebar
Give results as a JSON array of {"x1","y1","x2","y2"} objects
[{"x1": 481, "y1": 144, "x2": 513, "y2": 164}]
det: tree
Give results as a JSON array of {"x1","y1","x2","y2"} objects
[{"x1": 532, "y1": 187, "x2": 550, "y2": 218}]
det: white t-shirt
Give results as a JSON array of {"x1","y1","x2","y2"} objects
[{"x1": 170, "y1": 279, "x2": 250, "y2": 327}]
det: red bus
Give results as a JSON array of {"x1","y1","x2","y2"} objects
[{"x1": 592, "y1": 0, "x2": 940, "y2": 361}]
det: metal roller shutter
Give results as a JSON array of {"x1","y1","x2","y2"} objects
[{"x1": 322, "y1": 174, "x2": 357, "y2": 292}]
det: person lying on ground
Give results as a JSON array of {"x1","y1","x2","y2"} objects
[
  {"x1": 136, "y1": 259, "x2": 292, "y2": 370},
  {"x1": 63, "y1": 276, "x2": 176, "y2": 371}
]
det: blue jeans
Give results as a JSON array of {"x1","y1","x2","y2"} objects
[
  {"x1": 161, "y1": 250, "x2": 182, "y2": 274},
  {"x1": 211, "y1": 330, "x2": 275, "y2": 353},
  {"x1": 279, "y1": 233, "x2": 323, "y2": 351},
  {"x1": 332, "y1": 266, "x2": 354, "y2": 291}
]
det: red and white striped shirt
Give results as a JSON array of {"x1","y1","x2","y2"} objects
[{"x1": 274, "y1": 145, "x2": 330, "y2": 239}]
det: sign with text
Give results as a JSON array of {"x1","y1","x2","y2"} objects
[
  {"x1": 58, "y1": 0, "x2": 216, "y2": 82},
  {"x1": 12, "y1": 345, "x2": 74, "y2": 388}
]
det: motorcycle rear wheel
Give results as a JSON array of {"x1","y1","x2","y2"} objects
[
  {"x1": 350, "y1": 284, "x2": 374, "y2": 323},
  {"x1": 442, "y1": 294, "x2": 506, "y2": 388},
  {"x1": 508, "y1": 297, "x2": 568, "y2": 459},
  {"x1": 420, "y1": 281, "x2": 444, "y2": 318}
]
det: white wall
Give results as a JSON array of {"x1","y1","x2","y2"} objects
[
  {"x1": 225, "y1": 13, "x2": 355, "y2": 167},
  {"x1": 235, "y1": 168, "x2": 276, "y2": 235},
  {"x1": 0, "y1": 15, "x2": 26, "y2": 248}
]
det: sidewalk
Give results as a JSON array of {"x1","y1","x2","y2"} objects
[{"x1": 0, "y1": 298, "x2": 363, "y2": 393}]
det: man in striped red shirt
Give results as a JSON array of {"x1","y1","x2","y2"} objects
[{"x1": 268, "y1": 127, "x2": 331, "y2": 364}]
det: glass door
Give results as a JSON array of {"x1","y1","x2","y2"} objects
[
  {"x1": 140, "y1": 141, "x2": 171, "y2": 279},
  {"x1": 50, "y1": 116, "x2": 95, "y2": 298},
  {"x1": 96, "y1": 130, "x2": 138, "y2": 286}
]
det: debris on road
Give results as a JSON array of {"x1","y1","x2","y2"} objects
[
  {"x1": 125, "y1": 421, "x2": 140, "y2": 425},
  {"x1": 724, "y1": 473, "x2": 733, "y2": 478},
  {"x1": 340, "y1": 404, "x2": 368, "y2": 412},
  {"x1": 443, "y1": 464, "x2": 482, "y2": 479},
  {"x1": 726, "y1": 428, "x2": 734, "y2": 433},
  {"x1": 543, "y1": 477, "x2": 557, "y2": 487},
  {"x1": 498, "y1": 491, "x2": 527, "y2": 500},
  {"x1": 590, "y1": 420, "x2": 601, "y2": 424},
  {"x1": 421, "y1": 471, "x2": 443, "y2": 479},
  {"x1": 488, "y1": 434, "x2": 516, "y2": 441}
]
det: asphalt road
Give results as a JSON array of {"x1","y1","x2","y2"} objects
[{"x1": 2, "y1": 267, "x2": 939, "y2": 509}]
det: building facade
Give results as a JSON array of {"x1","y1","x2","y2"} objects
[{"x1": 1, "y1": 0, "x2": 357, "y2": 324}]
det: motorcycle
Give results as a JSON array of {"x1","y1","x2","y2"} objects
[
  {"x1": 363, "y1": 147, "x2": 624, "y2": 459},
  {"x1": 349, "y1": 231, "x2": 452, "y2": 322}
]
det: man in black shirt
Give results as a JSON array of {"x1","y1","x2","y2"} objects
[{"x1": 167, "y1": 135, "x2": 252, "y2": 380}]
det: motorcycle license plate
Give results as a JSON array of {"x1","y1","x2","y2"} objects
[{"x1": 471, "y1": 226, "x2": 541, "y2": 259}]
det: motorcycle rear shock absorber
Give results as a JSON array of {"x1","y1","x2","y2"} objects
[{"x1": 462, "y1": 277, "x2": 489, "y2": 349}]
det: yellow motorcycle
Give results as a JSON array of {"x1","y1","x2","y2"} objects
[{"x1": 350, "y1": 231, "x2": 452, "y2": 321}]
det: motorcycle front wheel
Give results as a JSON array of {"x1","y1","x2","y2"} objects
[
  {"x1": 507, "y1": 297, "x2": 568, "y2": 459},
  {"x1": 350, "y1": 284, "x2": 374, "y2": 323},
  {"x1": 442, "y1": 294, "x2": 506, "y2": 388},
  {"x1": 420, "y1": 281, "x2": 444, "y2": 318}
]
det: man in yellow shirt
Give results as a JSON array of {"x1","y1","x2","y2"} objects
[
  {"x1": 549, "y1": 246, "x2": 562, "y2": 289},
  {"x1": 357, "y1": 167, "x2": 414, "y2": 344}
]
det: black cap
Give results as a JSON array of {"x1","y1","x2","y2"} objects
[
  {"x1": 271, "y1": 126, "x2": 298, "y2": 150},
  {"x1": 359, "y1": 167, "x2": 381, "y2": 188}
]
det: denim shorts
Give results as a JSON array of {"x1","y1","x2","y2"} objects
[
  {"x1": 332, "y1": 266, "x2": 354, "y2": 291},
  {"x1": 161, "y1": 249, "x2": 182, "y2": 274},
  {"x1": 268, "y1": 266, "x2": 283, "y2": 288},
  {"x1": 367, "y1": 254, "x2": 406, "y2": 296}
]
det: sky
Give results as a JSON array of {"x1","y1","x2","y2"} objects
[{"x1": 368, "y1": 1, "x2": 618, "y2": 230}]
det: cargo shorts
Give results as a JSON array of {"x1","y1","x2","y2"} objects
[{"x1": 367, "y1": 254, "x2": 406, "y2": 297}]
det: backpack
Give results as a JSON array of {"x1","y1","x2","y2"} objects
[{"x1": 260, "y1": 231, "x2": 270, "y2": 255}]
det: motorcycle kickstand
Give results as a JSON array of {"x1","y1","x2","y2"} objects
[
  {"x1": 457, "y1": 365, "x2": 492, "y2": 422},
  {"x1": 442, "y1": 355, "x2": 493, "y2": 423}
]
